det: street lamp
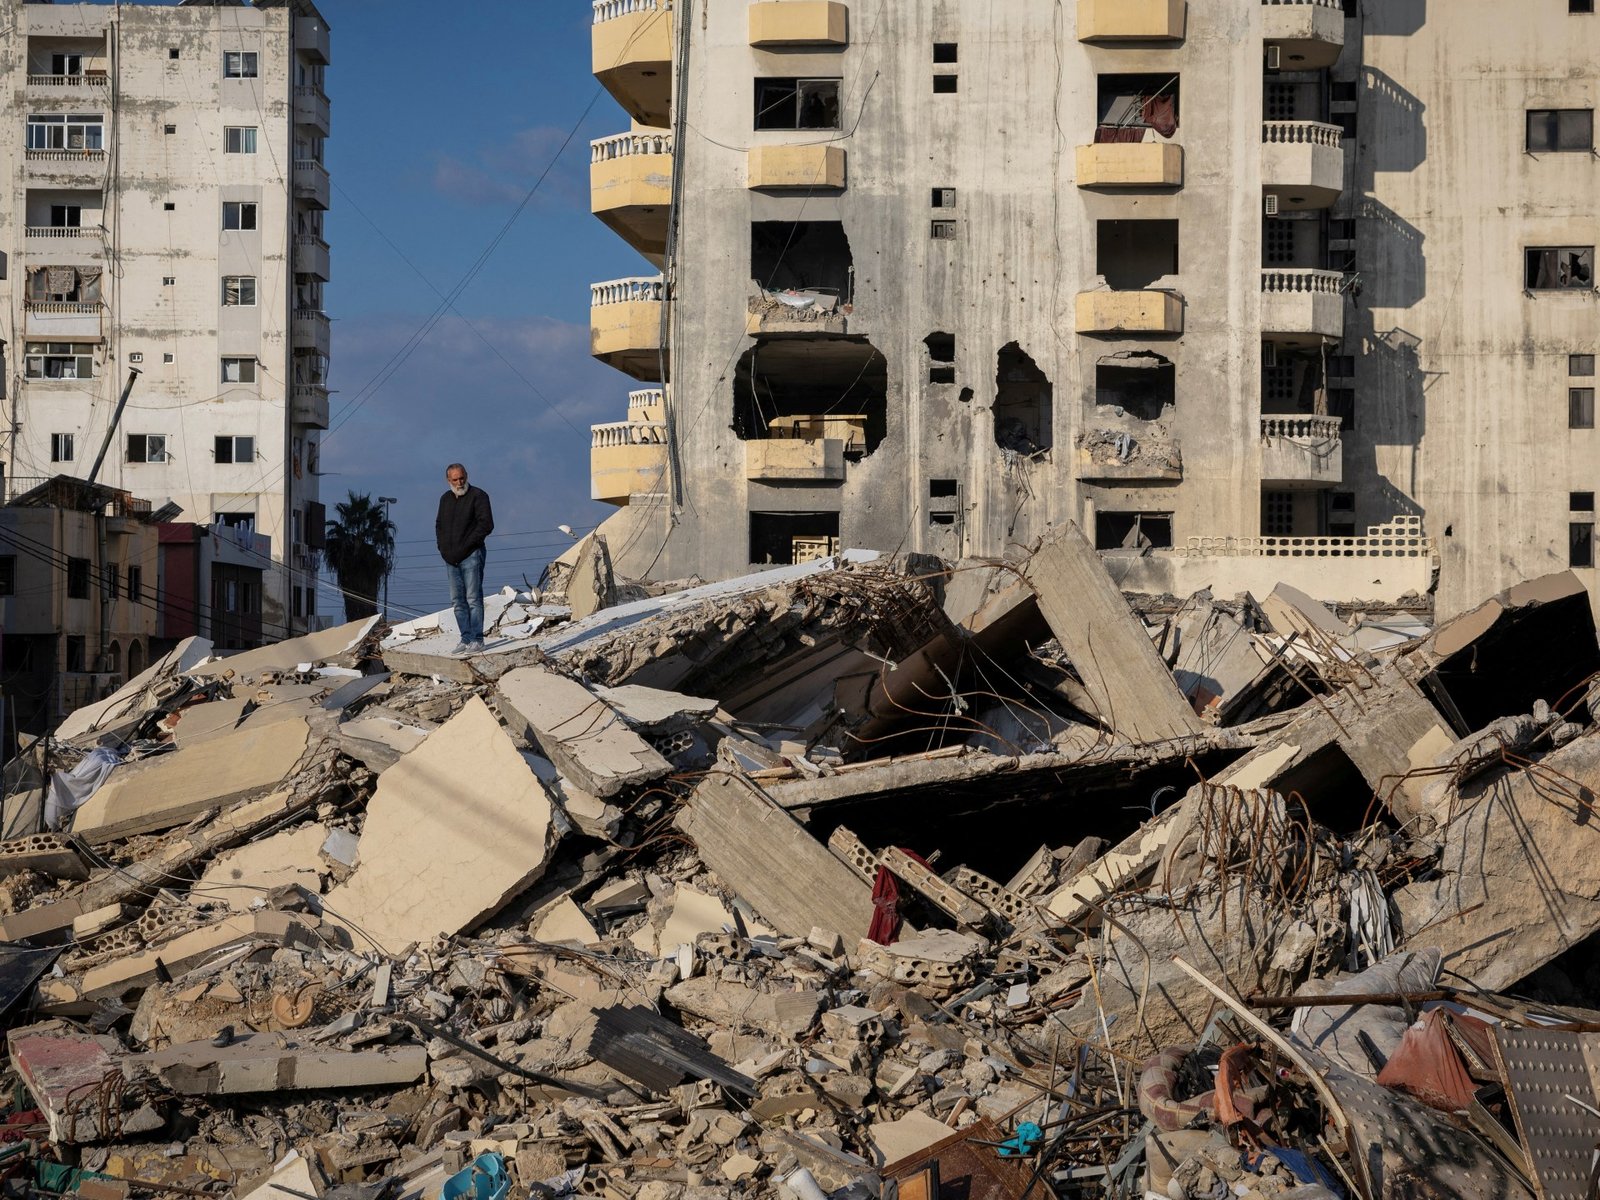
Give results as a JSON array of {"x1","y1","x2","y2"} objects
[{"x1": 377, "y1": 496, "x2": 397, "y2": 618}]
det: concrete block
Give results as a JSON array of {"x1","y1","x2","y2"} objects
[
  {"x1": 9, "y1": 1022, "x2": 165, "y2": 1143},
  {"x1": 0, "y1": 831, "x2": 88, "y2": 880},
  {"x1": 496, "y1": 667, "x2": 671, "y2": 798},
  {"x1": 130, "y1": 1034, "x2": 426, "y2": 1094},
  {"x1": 80, "y1": 911, "x2": 313, "y2": 1000},
  {"x1": 195, "y1": 824, "x2": 330, "y2": 911}
]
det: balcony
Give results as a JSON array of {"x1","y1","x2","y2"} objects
[
  {"x1": 1078, "y1": 0, "x2": 1185, "y2": 41},
  {"x1": 1260, "y1": 415, "x2": 1343, "y2": 486},
  {"x1": 293, "y1": 307, "x2": 331, "y2": 356},
  {"x1": 746, "y1": 439, "x2": 846, "y2": 484},
  {"x1": 296, "y1": 16, "x2": 331, "y2": 64},
  {"x1": 293, "y1": 233, "x2": 330, "y2": 281},
  {"x1": 1261, "y1": 121, "x2": 1344, "y2": 211},
  {"x1": 749, "y1": 2, "x2": 849, "y2": 47},
  {"x1": 591, "y1": 276, "x2": 668, "y2": 381},
  {"x1": 766, "y1": 413, "x2": 867, "y2": 452},
  {"x1": 1076, "y1": 142, "x2": 1183, "y2": 189},
  {"x1": 1076, "y1": 290, "x2": 1184, "y2": 336},
  {"x1": 293, "y1": 159, "x2": 329, "y2": 210},
  {"x1": 24, "y1": 148, "x2": 107, "y2": 182},
  {"x1": 293, "y1": 85, "x2": 330, "y2": 136},
  {"x1": 1262, "y1": 0, "x2": 1344, "y2": 70},
  {"x1": 23, "y1": 299, "x2": 103, "y2": 340},
  {"x1": 591, "y1": 131, "x2": 673, "y2": 266},
  {"x1": 1261, "y1": 269, "x2": 1344, "y2": 344},
  {"x1": 24, "y1": 225, "x2": 103, "y2": 259},
  {"x1": 593, "y1": 0, "x2": 673, "y2": 128},
  {"x1": 591, "y1": 420, "x2": 668, "y2": 504},
  {"x1": 26, "y1": 73, "x2": 109, "y2": 97},
  {"x1": 292, "y1": 385, "x2": 330, "y2": 430},
  {"x1": 628, "y1": 388, "x2": 667, "y2": 421},
  {"x1": 747, "y1": 145, "x2": 846, "y2": 191},
  {"x1": 1076, "y1": 430, "x2": 1182, "y2": 481}
]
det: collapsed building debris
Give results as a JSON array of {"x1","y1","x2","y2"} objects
[{"x1": 0, "y1": 528, "x2": 1595, "y2": 1200}]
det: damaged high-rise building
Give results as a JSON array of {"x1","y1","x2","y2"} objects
[{"x1": 583, "y1": 0, "x2": 1600, "y2": 622}]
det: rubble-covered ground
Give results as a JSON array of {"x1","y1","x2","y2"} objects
[{"x1": 0, "y1": 526, "x2": 1595, "y2": 1200}]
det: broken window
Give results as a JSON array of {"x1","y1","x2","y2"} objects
[
  {"x1": 1571, "y1": 354, "x2": 1595, "y2": 376},
  {"x1": 929, "y1": 479, "x2": 959, "y2": 498},
  {"x1": 1096, "y1": 219, "x2": 1179, "y2": 289},
  {"x1": 214, "y1": 435, "x2": 255, "y2": 464},
  {"x1": 926, "y1": 333, "x2": 955, "y2": 384},
  {"x1": 223, "y1": 51, "x2": 259, "y2": 78},
  {"x1": 1571, "y1": 387, "x2": 1595, "y2": 428},
  {"x1": 750, "y1": 222, "x2": 853, "y2": 299},
  {"x1": 1526, "y1": 246, "x2": 1594, "y2": 289},
  {"x1": 1527, "y1": 109, "x2": 1593, "y2": 152},
  {"x1": 993, "y1": 342, "x2": 1052, "y2": 453},
  {"x1": 1095, "y1": 73, "x2": 1179, "y2": 141},
  {"x1": 126, "y1": 434, "x2": 167, "y2": 464},
  {"x1": 24, "y1": 342, "x2": 95, "y2": 380},
  {"x1": 754, "y1": 78, "x2": 841, "y2": 130},
  {"x1": 1095, "y1": 512, "x2": 1173, "y2": 551},
  {"x1": 66, "y1": 558, "x2": 90, "y2": 599},
  {"x1": 1096, "y1": 353, "x2": 1174, "y2": 420},
  {"x1": 221, "y1": 275, "x2": 256, "y2": 306},
  {"x1": 1572, "y1": 522, "x2": 1595, "y2": 568},
  {"x1": 932, "y1": 187, "x2": 956, "y2": 208},
  {"x1": 223, "y1": 201, "x2": 258, "y2": 231},
  {"x1": 732, "y1": 338, "x2": 888, "y2": 455},
  {"x1": 749, "y1": 511, "x2": 840, "y2": 566}
]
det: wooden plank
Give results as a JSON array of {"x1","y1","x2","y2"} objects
[{"x1": 675, "y1": 772, "x2": 873, "y2": 943}]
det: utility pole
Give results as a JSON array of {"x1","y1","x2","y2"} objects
[{"x1": 377, "y1": 496, "x2": 397, "y2": 619}]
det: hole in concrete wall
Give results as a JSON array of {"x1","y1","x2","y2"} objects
[
  {"x1": 1261, "y1": 346, "x2": 1325, "y2": 415},
  {"x1": 1268, "y1": 742, "x2": 1375, "y2": 835},
  {"x1": 1095, "y1": 511, "x2": 1172, "y2": 550},
  {"x1": 958, "y1": 387, "x2": 974, "y2": 404},
  {"x1": 1095, "y1": 352, "x2": 1174, "y2": 420},
  {"x1": 749, "y1": 511, "x2": 840, "y2": 566},
  {"x1": 732, "y1": 337, "x2": 888, "y2": 455},
  {"x1": 929, "y1": 512, "x2": 956, "y2": 526},
  {"x1": 929, "y1": 479, "x2": 959, "y2": 498},
  {"x1": 933, "y1": 42, "x2": 958, "y2": 63},
  {"x1": 929, "y1": 367, "x2": 956, "y2": 384},
  {"x1": 933, "y1": 74, "x2": 958, "y2": 94},
  {"x1": 1097, "y1": 219, "x2": 1179, "y2": 290},
  {"x1": 926, "y1": 332, "x2": 955, "y2": 384},
  {"x1": 1095, "y1": 73, "x2": 1180, "y2": 138},
  {"x1": 751, "y1": 221, "x2": 853, "y2": 299},
  {"x1": 993, "y1": 342, "x2": 1053, "y2": 453}
]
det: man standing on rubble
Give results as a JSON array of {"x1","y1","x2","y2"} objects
[{"x1": 436, "y1": 462, "x2": 494, "y2": 654}]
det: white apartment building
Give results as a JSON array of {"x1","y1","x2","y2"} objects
[
  {"x1": 582, "y1": 0, "x2": 1600, "y2": 622},
  {"x1": 0, "y1": 0, "x2": 332, "y2": 640}
]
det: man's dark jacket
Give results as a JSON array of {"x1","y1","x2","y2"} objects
[{"x1": 435, "y1": 486, "x2": 494, "y2": 566}]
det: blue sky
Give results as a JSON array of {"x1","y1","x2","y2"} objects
[{"x1": 312, "y1": 0, "x2": 644, "y2": 617}]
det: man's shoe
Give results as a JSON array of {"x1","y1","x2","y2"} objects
[
  {"x1": 449, "y1": 640, "x2": 469, "y2": 655},
  {"x1": 464, "y1": 640, "x2": 485, "y2": 653}
]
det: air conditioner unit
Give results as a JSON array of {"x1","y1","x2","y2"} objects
[
  {"x1": 1264, "y1": 194, "x2": 1280, "y2": 216},
  {"x1": 1265, "y1": 45, "x2": 1282, "y2": 70}
]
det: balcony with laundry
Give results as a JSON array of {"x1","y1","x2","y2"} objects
[{"x1": 1078, "y1": 74, "x2": 1184, "y2": 189}]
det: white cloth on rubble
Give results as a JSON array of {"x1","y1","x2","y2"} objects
[{"x1": 44, "y1": 745, "x2": 125, "y2": 830}]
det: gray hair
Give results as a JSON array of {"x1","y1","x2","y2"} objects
[{"x1": 445, "y1": 462, "x2": 466, "y2": 475}]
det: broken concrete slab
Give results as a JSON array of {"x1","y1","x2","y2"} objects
[
  {"x1": 9, "y1": 1021, "x2": 166, "y2": 1143},
  {"x1": 171, "y1": 697, "x2": 250, "y2": 748},
  {"x1": 128, "y1": 1034, "x2": 426, "y2": 1094},
  {"x1": 675, "y1": 772, "x2": 873, "y2": 943},
  {"x1": 195, "y1": 824, "x2": 330, "y2": 911},
  {"x1": 868, "y1": 1111, "x2": 957, "y2": 1168},
  {"x1": 1024, "y1": 523, "x2": 1208, "y2": 744},
  {"x1": 0, "y1": 831, "x2": 88, "y2": 881},
  {"x1": 72, "y1": 717, "x2": 313, "y2": 845},
  {"x1": 592, "y1": 683, "x2": 719, "y2": 733},
  {"x1": 323, "y1": 696, "x2": 558, "y2": 955},
  {"x1": 54, "y1": 636, "x2": 212, "y2": 744},
  {"x1": 337, "y1": 716, "x2": 431, "y2": 772},
  {"x1": 532, "y1": 897, "x2": 599, "y2": 946},
  {"x1": 187, "y1": 617, "x2": 378, "y2": 681},
  {"x1": 495, "y1": 666, "x2": 671, "y2": 798},
  {"x1": 565, "y1": 533, "x2": 618, "y2": 621},
  {"x1": 79, "y1": 911, "x2": 318, "y2": 1001},
  {"x1": 665, "y1": 976, "x2": 821, "y2": 1039}
]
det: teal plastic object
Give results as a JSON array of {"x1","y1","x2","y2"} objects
[
  {"x1": 997, "y1": 1122, "x2": 1044, "y2": 1158},
  {"x1": 441, "y1": 1153, "x2": 510, "y2": 1200}
]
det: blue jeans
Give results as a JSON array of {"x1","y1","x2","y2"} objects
[{"x1": 446, "y1": 546, "x2": 486, "y2": 643}]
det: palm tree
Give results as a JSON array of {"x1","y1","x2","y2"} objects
[{"x1": 323, "y1": 492, "x2": 395, "y2": 622}]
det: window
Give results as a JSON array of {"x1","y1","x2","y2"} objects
[
  {"x1": 1573, "y1": 522, "x2": 1595, "y2": 567},
  {"x1": 24, "y1": 342, "x2": 95, "y2": 380},
  {"x1": 1527, "y1": 109, "x2": 1593, "y2": 152},
  {"x1": 224, "y1": 126, "x2": 257, "y2": 154},
  {"x1": 26, "y1": 114, "x2": 104, "y2": 152},
  {"x1": 1574, "y1": 0, "x2": 1594, "y2": 13},
  {"x1": 163, "y1": 202, "x2": 175, "y2": 211},
  {"x1": 933, "y1": 74, "x2": 958, "y2": 93},
  {"x1": 223, "y1": 51, "x2": 259, "y2": 78},
  {"x1": 1329, "y1": 491, "x2": 1357, "y2": 537},
  {"x1": 126, "y1": 434, "x2": 168, "y2": 464},
  {"x1": 1335, "y1": 111, "x2": 1358, "y2": 140},
  {"x1": 1095, "y1": 512, "x2": 1174, "y2": 550},
  {"x1": 931, "y1": 220, "x2": 957, "y2": 240},
  {"x1": 754, "y1": 78, "x2": 842, "y2": 130},
  {"x1": 127, "y1": 565, "x2": 142, "y2": 604},
  {"x1": 292, "y1": 586, "x2": 304, "y2": 618},
  {"x1": 222, "y1": 276, "x2": 257, "y2": 306},
  {"x1": 1573, "y1": 492, "x2": 1596, "y2": 511},
  {"x1": 222, "y1": 201, "x2": 258, "y2": 231},
  {"x1": 50, "y1": 433, "x2": 74, "y2": 463},
  {"x1": 163, "y1": 352, "x2": 175, "y2": 364},
  {"x1": 933, "y1": 43, "x2": 958, "y2": 63},
  {"x1": 925, "y1": 332, "x2": 955, "y2": 385},
  {"x1": 105, "y1": 562, "x2": 118, "y2": 601},
  {"x1": 1571, "y1": 354, "x2": 1595, "y2": 376},
  {"x1": 1265, "y1": 83, "x2": 1299, "y2": 121},
  {"x1": 168, "y1": 48, "x2": 180, "y2": 60},
  {"x1": 1526, "y1": 246, "x2": 1595, "y2": 289},
  {"x1": 1330, "y1": 80, "x2": 1359, "y2": 105},
  {"x1": 1265, "y1": 220, "x2": 1296, "y2": 264},
  {"x1": 66, "y1": 557, "x2": 90, "y2": 599},
  {"x1": 65, "y1": 636, "x2": 86, "y2": 673},
  {"x1": 1571, "y1": 388, "x2": 1595, "y2": 428},
  {"x1": 929, "y1": 479, "x2": 959, "y2": 497},
  {"x1": 49, "y1": 204, "x2": 81, "y2": 228},
  {"x1": 163, "y1": 276, "x2": 175, "y2": 286},
  {"x1": 214, "y1": 511, "x2": 255, "y2": 531},
  {"x1": 164, "y1": 123, "x2": 177, "y2": 135},
  {"x1": 932, "y1": 187, "x2": 956, "y2": 208},
  {"x1": 214, "y1": 435, "x2": 255, "y2": 464},
  {"x1": 26, "y1": 266, "x2": 99, "y2": 304},
  {"x1": 221, "y1": 357, "x2": 257, "y2": 384},
  {"x1": 1328, "y1": 353, "x2": 1356, "y2": 378},
  {"x1": 1262, "y1": 492, "x2": 1295, "y2": 537},
  {"x1": 1328, "y1": 387, "x2": 1357, "y2": 430},
  {"x1": 51, "y1": 54, "x2": 83, "y2": 77},
  {"x1": 0, "y1": 557, "x2": 14, "y2": 597},
  {"x1": 1328, "y1": 219, "x2": 1357, "y2": 242}
]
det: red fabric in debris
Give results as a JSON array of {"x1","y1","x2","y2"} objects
[
  {"x1": 1444, "y1": 1010, "x2": 1500, "y2": 1080},
  {"x1": 1376, "y1": 1009, "x2": 1479, "y2": 1112},
  {"x1": 1143, "y1": 94, "x2": 1178, "y2": 137},
  {"x1": 1094, "y1": 124, "x2": 1144, "y2": 144},
  {"x1": 868, "y1": 867, "x2": 902, "y2": 945}
]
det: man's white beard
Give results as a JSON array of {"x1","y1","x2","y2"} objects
[{"x1": 450, "y1": 483, "x2": 467, "y2": 497}]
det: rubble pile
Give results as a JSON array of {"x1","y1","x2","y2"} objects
[{"x1": 0, "y1": 529, "x2": 1598, "y2": 1200}]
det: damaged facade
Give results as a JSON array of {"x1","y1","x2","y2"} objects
[
  {"x1": 583, "y1": 0, "x2": 1600, "y2": 625},
  {"x1": 0, "y1": 528, "x2": 1596, "y2": 1199}
]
